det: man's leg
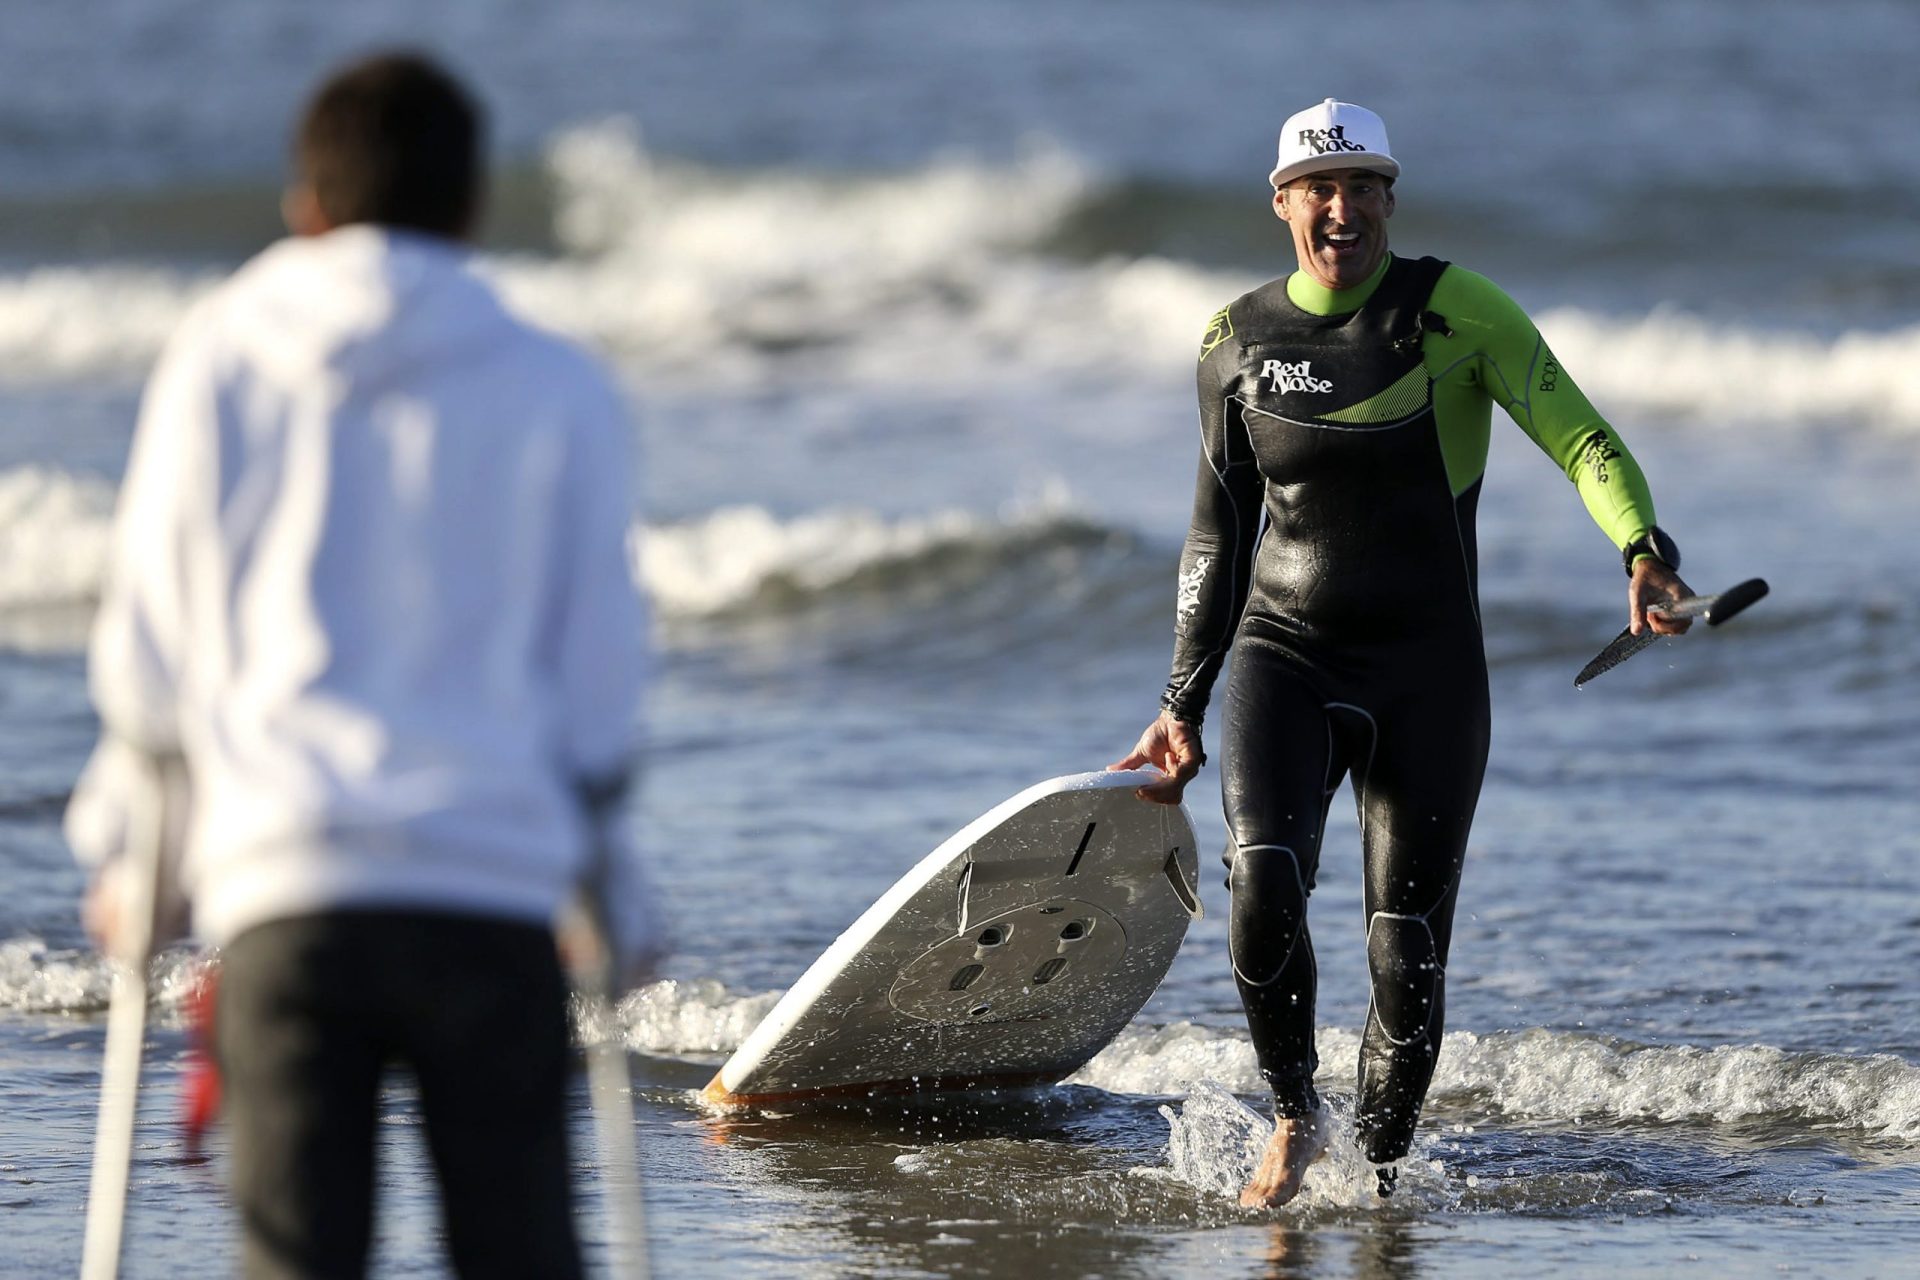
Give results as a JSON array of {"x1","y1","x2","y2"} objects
[
  {"x1": 397, "y1": 914, "x2": 583, "y2": 1280},
  {"x1": 1221, "y1": 645, "x2": 1357, "y2": 1205},
  {"x1": 216, "y1": 918, "x2": 386, "y2": 1280},
  {"x1": 1351, "y1": 676, "x2": 1489, "y2": 1172}
]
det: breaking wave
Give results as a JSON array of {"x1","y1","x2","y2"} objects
[
  {"x1": 0, "y1": 466, "x2": 114, "y2": 609},
  {"x1": 0, "y1": 121, "x2": 1912, "y2": 431},
  {"x1": 0, "y1": 466, "x2": 1131, "y2": 649},
  {"x1": 1534, "y1": 306, "x2": 1920, "y2": 432},
  {"x1": 1074, "y1": 1021, "x2": 1920, "y2": 1140},
  {"x1": 637, "y1": 496, "x2": 1127, "y2": 620},
  {"x1": 8, "y1": 937, "x2": 1914, "y2": 1143}
]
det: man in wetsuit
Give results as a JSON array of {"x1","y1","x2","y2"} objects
[{"x1": 1111, "y1": 98, "x2": 1692, "y2": 1207}]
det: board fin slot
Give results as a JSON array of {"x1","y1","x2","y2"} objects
[
  {"x1": 1065, "y1": 822, "x2": 1097, "y2": 876},
  {"x1": 949, "y1": 964, "x2": 984, "y2": 991},
  {"x1": 1163, "y1": 848, "x2": 1201, "y2": 917},
  {"x1": 1032, "y1": 958, "x2": 1068, "y2": 986}
]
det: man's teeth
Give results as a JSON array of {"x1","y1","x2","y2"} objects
[{"x1": 1326, "y1": 231, "x2": 1360, "y2": 243}]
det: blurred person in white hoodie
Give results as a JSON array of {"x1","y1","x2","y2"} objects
[{"x1": 66, "y1": 51, "x2": 657, "y2": 1279}]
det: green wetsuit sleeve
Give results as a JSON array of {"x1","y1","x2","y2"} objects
[{"x1": 1427, "y1": 267, "x2": 1657, "y2": 549}]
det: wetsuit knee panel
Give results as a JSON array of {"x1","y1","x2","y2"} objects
[
  {"x1": 1229, "y1": 845, "x2": 1312, "y2": 986},
  {"x1": 1365, "y1": 913, "x2": 1442, "y2": 1046}
]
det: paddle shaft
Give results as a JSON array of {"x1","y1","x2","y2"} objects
[
  {"x1": 80, "y1": 757, "x2": 166, "y2": 1280},
  {"x1": 576, "y1": 838, "x2": 652, "y2": 1280}
]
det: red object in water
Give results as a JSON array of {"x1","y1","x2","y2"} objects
[{"x1": 182, "y1": 961, "x2": 221, "y2": 1155}]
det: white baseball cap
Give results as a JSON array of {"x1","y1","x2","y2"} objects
[{"x1": 1267, "y1": 98, "x2": 1399, "y2": 190}]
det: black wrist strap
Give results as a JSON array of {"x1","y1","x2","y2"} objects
[{"x1": 1622, "y1": 525, "x2": 1680, "y2": 577}]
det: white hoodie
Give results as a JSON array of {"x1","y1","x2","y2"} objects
[{"x1": 73, "y1": 226, "x2": 648, "y2": 948}]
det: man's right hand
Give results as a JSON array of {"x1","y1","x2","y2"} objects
[{"x1": 1109, "y1": 710, "x2": 1205, "y2": 805}]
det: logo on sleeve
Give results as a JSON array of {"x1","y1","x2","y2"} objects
[
  {"x1": 1199, "y1": 307, "x2": 1234, "y2": 361},
  {"x1": 1580, "y1": 429, "x2": 1621, "y2": 483},
  {"x1": 1176, "y1": 555, "x2": 1212, "y2": 623},
  {"x1": 1262, "y1": 359, "x2": 1333, "y2": 394}
]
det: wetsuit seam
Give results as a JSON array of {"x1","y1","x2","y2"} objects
[
  {"x1": 1516, "y1": 333, "x2": 1543, "y2": 428},
  {"x1": 1229, "y1": 843, "x2": 1308, "y2": 988},
  {"x1": 1451, "y1": 497, "x2": 1482, "y2": 633},
  {"x1": 1324, "y1": 701, "x2": 1378, "y2": 848},
  {"x1": 1407, "y1": 344, "x2": 1485, "y2": 635},
  {"x1": 1363, "y1": 912, "x2": 1442, "y2": 1048},
  {"x1": 1426, "y1": 351, "x2": 1481, "y2": 386},
  {"x1": 1437, "y1": 434, "x2": 1484, "y2": 634},
  {"x1": 1165, "y1": 395, "x2": 1251, "y2": 713},
  {"x1": 1332, "y1": 699, "x2": 1445, "y2": 1055},
  {"x1": 1478, "y1": 341, "x2": 1537, "y2": 433},
  {"x1": 1233, "y1": 395, "x2": 1429, "y2": 433},
  {"x1": 1424, "y1": 865, "x2": 1465, "y2": 923}
]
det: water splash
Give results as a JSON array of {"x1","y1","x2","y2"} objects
[
  {"x1": 1160, "y1": 1082, "x2": 1446, "y2": 1210},
  {"x1": 0, "y1": 936, "x2": 209, "y2": 1021},
  {"x1": 569, "y1": 976, "x2": 781, "y2": 1055}
]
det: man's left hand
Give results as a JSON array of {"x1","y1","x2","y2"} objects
[{"x1": 1629, "y1": 558, "x2": 1694, "y2": 636}]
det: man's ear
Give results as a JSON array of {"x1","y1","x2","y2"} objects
[
  {"x1": 1272, "y1": 188, "x2": 1292, "y2": 223},
  {"x1": 281, "y1": 183, "x2": 332, "y2": 237}
]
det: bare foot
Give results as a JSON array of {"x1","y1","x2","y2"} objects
[{"x1": 1239, "y1": 1111, "x2": 1330, "y2": 1208}]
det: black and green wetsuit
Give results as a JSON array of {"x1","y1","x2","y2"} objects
[{"x1": 1162, "y1": 253, "x2": 1658, "y2": 1164}]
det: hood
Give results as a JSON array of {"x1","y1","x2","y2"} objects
[{"x1": 216, "y1": 225, "x2": 508, "y2": 387}]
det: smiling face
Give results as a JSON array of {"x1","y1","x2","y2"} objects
[{"x1": 1273, "y1": 167, "x2": 1395, "y2": 291}]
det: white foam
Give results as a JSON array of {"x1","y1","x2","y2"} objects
[
  {"x1": 637, "y1": 494, "x2": 1107, "y2": 619},
  {"x1": 1076, "y1": 1021, "x2": 1920, "y2": 1140},
  {"x1": 0, "y1": 466, "x2": 1114, "y2": 644},
  {"x1": 1070, "y1": 1020, "x2": 1265, "y2": 1094},
  {"x1": 490, "y1": 120, "x2": 1226, "y2": 384},
  {"x1": 1159, "y1": 1081, "x2": 1443, "y2": 1209},
  {"x1": 0, "y1": 937, "x2": 111, "y2": 1013},
  {"x1": 0, "y1": 463, "x2": 137, "y2": 651},
  {"x1": 6, "y1": 930, "x2": 1916, "y2": 1144},
  {"x1": 0, "y1": 929, "x2": 777, "y2": 1055},
  {"x1": 546, "y1": 118, "x2": 1087, "y2": 277},
  {"x1": 607, "y1": 976, "x2": 782, "y2": 1055},
  {"x1": 0, "y1": 466, "x2": 115, "y2": 607},
  {"x1": 1537, "y1": 307, "x2": 1920, "y2": 431},
  {"x1": 0, "y1": 265, "x2": 215, "y2": 381},
  {"x1": 1433, "y1": 1026, "x2": 1920, "y2": 1140},
  {"x1": 1, "y1": 123, "x2": 1913, "y2": 436},
  {"x1": 0, "y1": 936, "x2": 208, "y2": 1021}
]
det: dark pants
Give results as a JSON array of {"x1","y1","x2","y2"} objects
[
  {"x1": 1222, "y1": 633, "x2": 1489, "y2": 1164},
  {"x1": 214, "y1": 910, "x2": 583, "y2": 1280}
]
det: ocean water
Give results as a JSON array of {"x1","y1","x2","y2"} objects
[{"x1": 3, "y1": 1, "x2": 1918, "y2": 1276}]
